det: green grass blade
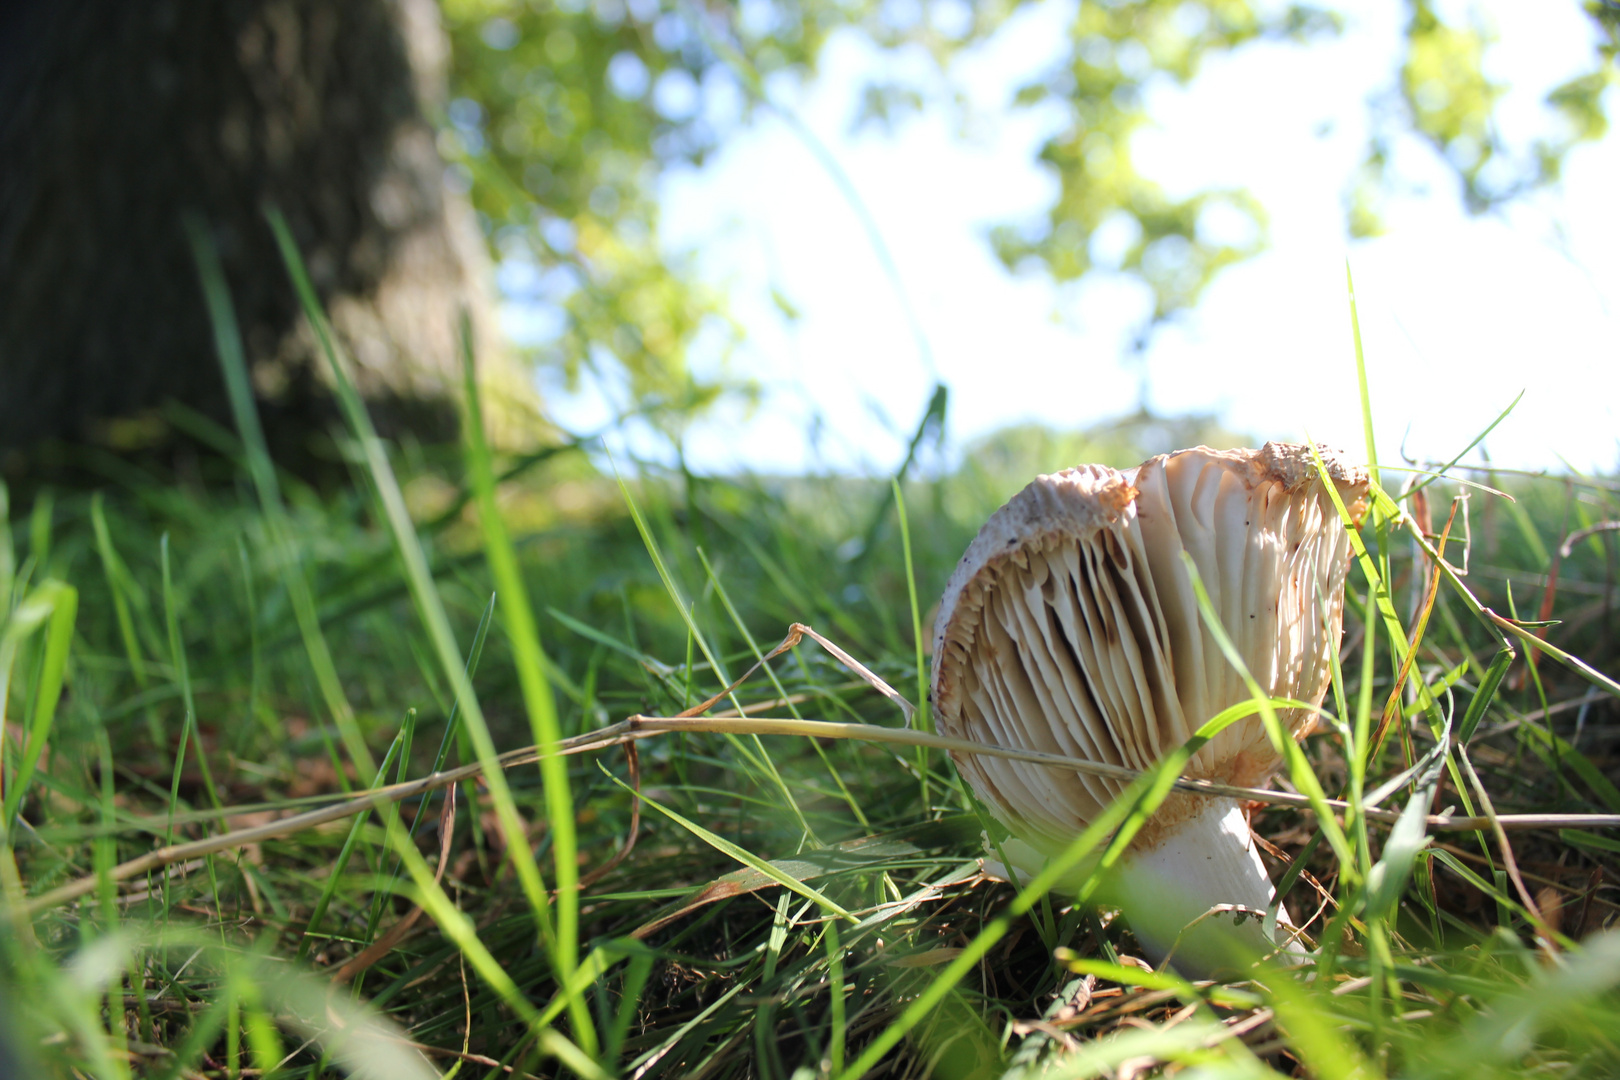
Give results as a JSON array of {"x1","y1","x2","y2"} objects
[
  {"x1": 1446, "y1": 927, "x2": 1620, "y2": 1068},
  {"x1": 1558, "y1": 829, "x2": 1620, "y2": 855},
  {"x1": 459, "y1": 324, "x2": 593, "y2": 1049},
  {"x1": 0, "y1": 481, "x2": 12, "y2": 616},
  {"x1": 1180, "y1": 551, "x2": 1354, "y2": 869},
  {"x1": 605, "y1": 948, "x2": 655, "y2": 1063},
  {"x1": 1515, "y1": 718, "x2": 1620, "y2": 812},
  {"x1": 27, "y1": 492, "x2": 52, "y2": 574},
  {"x1": 893, "y1": 478, "x2": 933, "y2": 814},
  {"x1": 264, "y1": 207, "x2": 590, "y2": 1050},
  {"x1": 610, "y1": 774, "x2": 855, "y2": 921},
  {"x1": 376, "y1": 804, "x2": 606, "y2": 1078},
  {"x1": 184, "y1": 215, "x2": 375, "y2": 781},
  {"x1": 1405, "y1": 390, "x2": 1524, "y2": 501},
  {"x1": 91, "y1": 494, "x2": 165, "y2": 747},
  {"x1": 235, "y1": 538, "x2": 266, "y2": 743},
  {"x1": 1305, "y1": 442, "x2": 1409, "y2": 663},
  {"x1": 826, "y1": 918, "x2": 847, "y2": 1074},
  {"x1": 1, "y1": 580, "x2": 77, "y2": 837},
  {"x1": 1346, "y1": 260, "x2": 1380, "y2": 492},
  {"x1": 691, "y1": 546, "x2": 869, "y2": 828},
  {"x1": 160, "y1": 535, "x2": 220, "y2": 814},
  {"x1": 90, "y1": 494, "x2": 150, "y2": 689},
  {"x1": 1262, "y1": 970, "x2": 1381, "y2": 1080},
  {"x1": 1458, "y1": 646, "x2": 1513, "y2": 744},
  {"x1": 610, "y1": 459, "x2": 816, "y2": 842},
  {"x1": 296, "y1": 728, "x2": 408, "y2": 961}
]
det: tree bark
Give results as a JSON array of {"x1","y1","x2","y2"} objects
[{"x1": 0, "y1": 0, "x2": 534, "y2": 478}]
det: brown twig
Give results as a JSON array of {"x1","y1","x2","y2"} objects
[
  {"x1": 1457, "y1": 745, "x2": 1553, "y2": 946},
  {"x1": 1560, "y1": 521, "x2": 1620, "y2": 559},
  {"x1": 21, "y1": 621, "x2": 1620, "y2": 918},
  {"x1": 25, "y1": 713, "x2": 1620, "y2": 917}
]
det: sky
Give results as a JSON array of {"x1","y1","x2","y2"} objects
[{"x1": 522, "y1": 0, "x2": 1620, "y2": 479}]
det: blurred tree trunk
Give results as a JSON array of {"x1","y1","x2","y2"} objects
[{"x1": 0, "y1": 0, "x2": 536, "y2": 479}]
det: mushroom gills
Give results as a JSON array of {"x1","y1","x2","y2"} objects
[{"x1": 932, "y1": 444, "x2": 1367, "y2": 978}]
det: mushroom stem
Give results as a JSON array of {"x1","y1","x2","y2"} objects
[
  {"x1": 1108, "y1": 798, "x2": 1294, "y2": 975},
  {"x1": 983, "y1": 799, "x2": 1294, "y2": 976}
]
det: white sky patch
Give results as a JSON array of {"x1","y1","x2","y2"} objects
[{"x1": 521, "y1": 0, "x2": 1620, "y2": 477}]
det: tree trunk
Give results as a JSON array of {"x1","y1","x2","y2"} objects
[{"x1": 0, "y1": 0, "x2": 535, "y2": 479}]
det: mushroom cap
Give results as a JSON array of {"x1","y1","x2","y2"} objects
[{"x1": 931, "y1": 443, "x2": 1369, "y2": 855}]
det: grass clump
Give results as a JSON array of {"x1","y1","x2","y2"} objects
[{"x1": 2, "y1": 241, "x2": 1620, "y2": 1078}]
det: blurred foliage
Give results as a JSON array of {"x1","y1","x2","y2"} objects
[
  {"x1": 1352, "y1": 0, "x2": 1619, "y2": 234},
  {"x1": 441, "y1": 0, "x2": 741, "y2": 434},
  {"x1": 991, "y1": 2, "x2": 1338, "y2": 326},
  {"x1": 951, "y1": 409, "x2": 1249, "y2": 501},
  {"x1": 440, "y1": 0, "x2": 1617, "y2": 419}
]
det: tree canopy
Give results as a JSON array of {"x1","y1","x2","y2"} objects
[{"x1": 440, "y1": 0, "x2": 1617, "y2": 429}]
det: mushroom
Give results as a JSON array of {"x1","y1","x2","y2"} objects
[{"x1": 931, "y1": 443, "x2": 1369, "y2": 975}]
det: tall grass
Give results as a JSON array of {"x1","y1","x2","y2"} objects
[{"x1": 1, "y1": 256, "x2": 1619, "y2": 1078}]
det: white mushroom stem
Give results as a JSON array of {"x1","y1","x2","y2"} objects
[
  {"x1": 1106, "y1": 799, "x2": 1295, "y2": 974},
  {"x1": 982, "y1": 799, "x2": 1294, "y2": 974}
]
